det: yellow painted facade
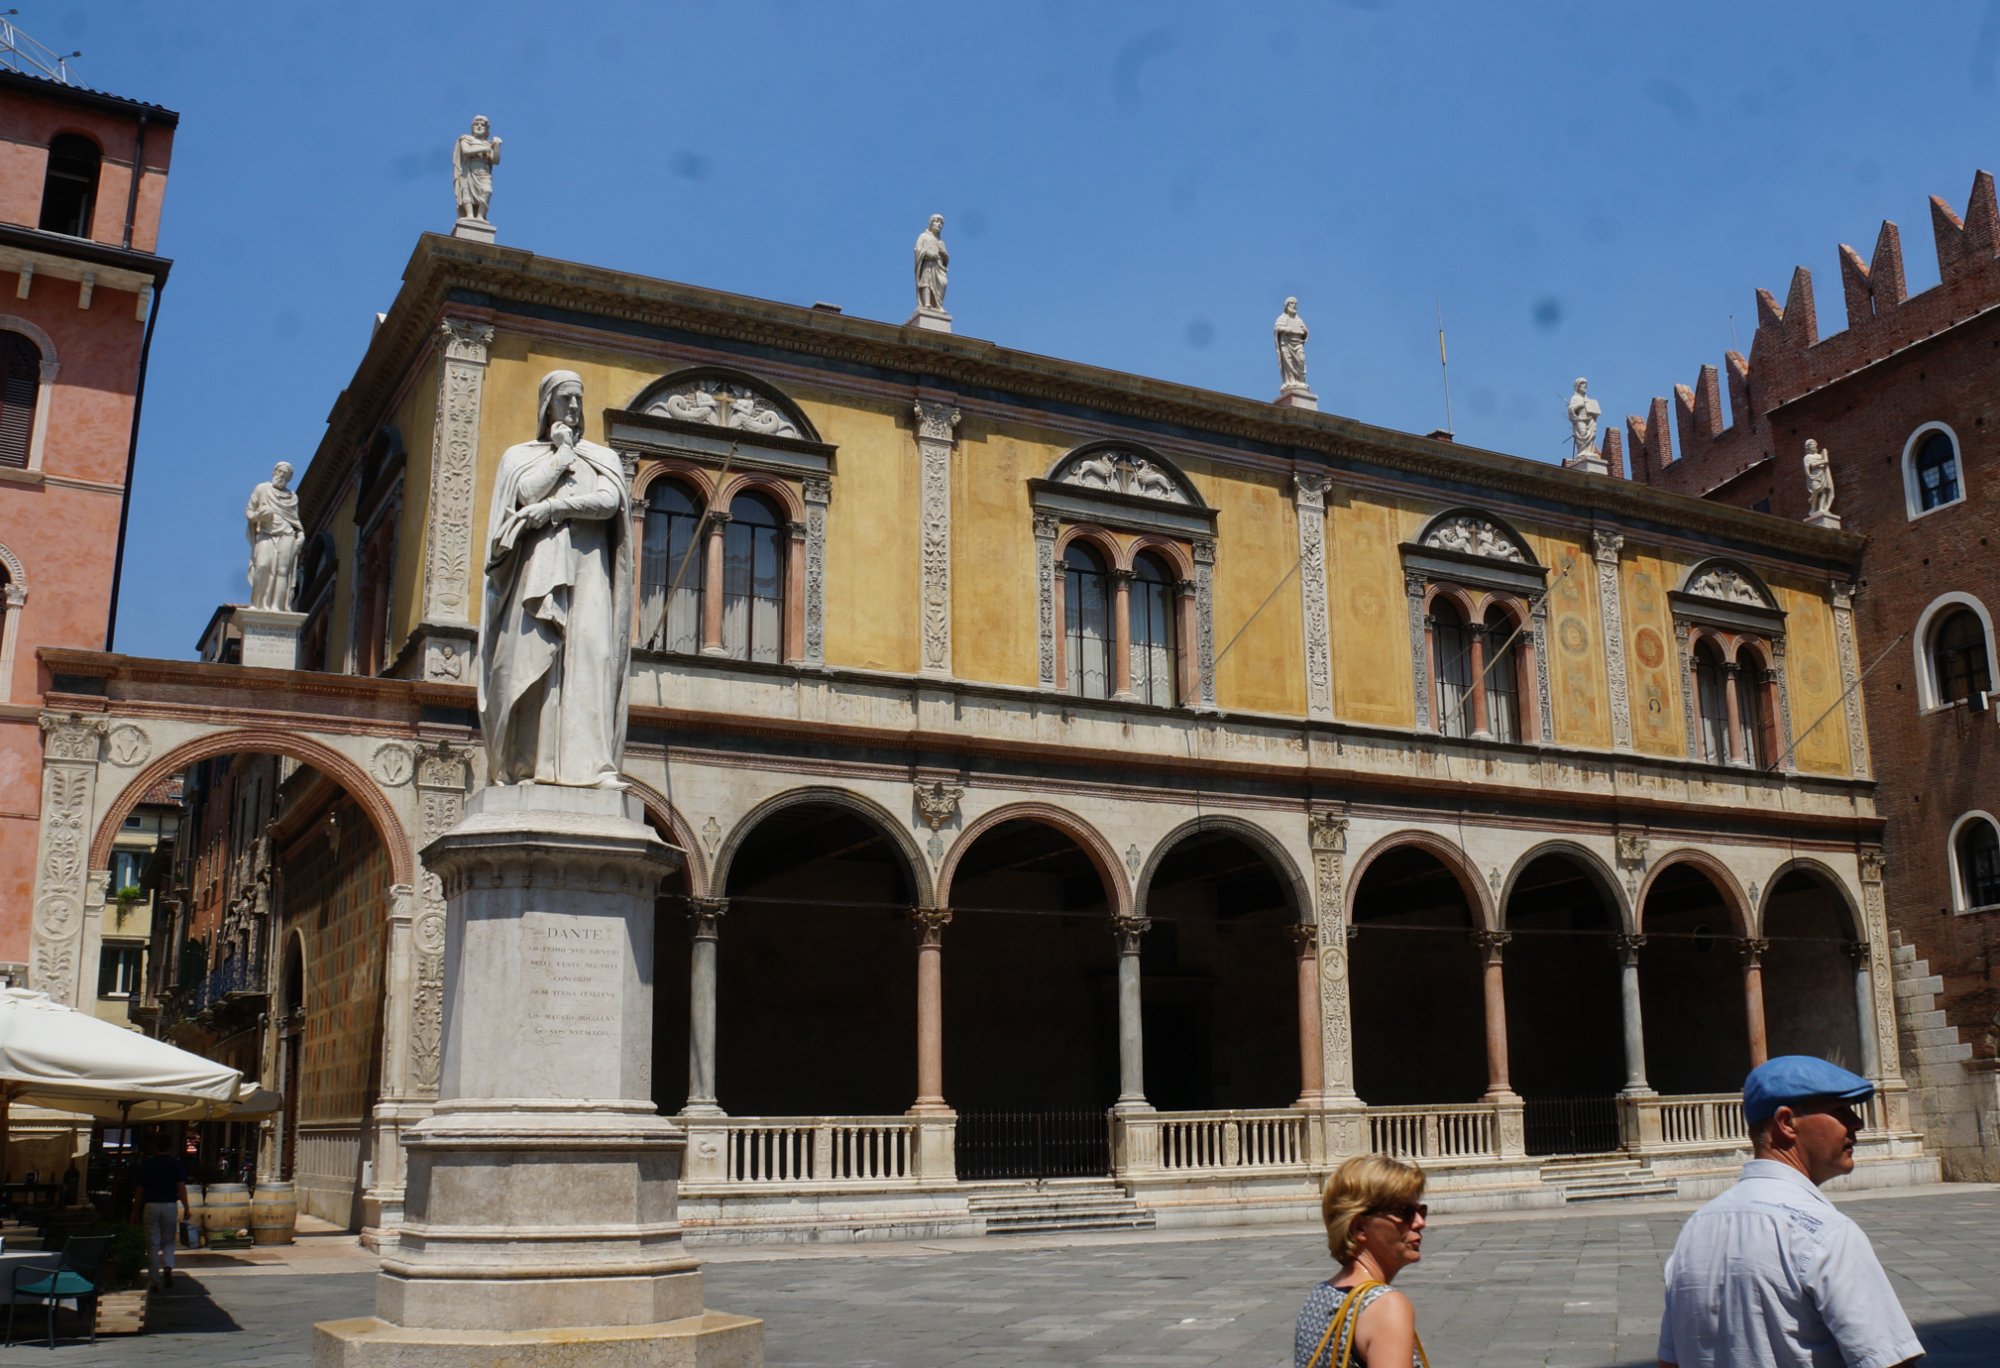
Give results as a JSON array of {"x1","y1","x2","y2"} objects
[
  {"x1": 1623, "y1": 552, "x2": 1687, "y2": 759},
  {"x1": 1326, "y1": 488, "x2": 1414, "y2": 729},
  {"x1": 1774, "y1": 581, "x2": 1853, "y2": 777}
]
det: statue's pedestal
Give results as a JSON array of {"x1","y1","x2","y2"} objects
[
  {"x1": 1275, "y1": 384, "x2": 1319, "y2": 411},
  {"x1": 1563, "y1": 451, "x2": 1609, "y2": 476},
  {"x1": 906, "y1": 306, "x2": 952, "y2": 333},
  {"x1": 313, "y1": 785, "x2": 762, "y2": 1367},
  {"x1": 1805, "y1": 510, "x2": 1842, "y2": 530},
  {"x1": 233, "y1": 606, "x2": 304, "y2": 670},
  {"x1": 452, "y1": 216, "x2": 496, "y2": 244}
]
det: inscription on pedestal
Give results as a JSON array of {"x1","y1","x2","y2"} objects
[{"x1": 521, "y1": 915, "x2": 622, "y2": 1044}]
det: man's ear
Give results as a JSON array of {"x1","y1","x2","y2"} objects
[{"x1": 1767, "y1": 1105, "x2": 1798, "y2": 1144}]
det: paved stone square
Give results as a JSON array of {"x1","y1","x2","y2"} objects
[{"x1": 44, "y1": 1185, "x2": 2000, "y2": 1367}]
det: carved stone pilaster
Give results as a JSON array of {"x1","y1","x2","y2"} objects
[
  {"x1": 1592, "y1": 531, "x2": 1632, "y2": 750},
  {"x1": 914, "y1": 401, "x2": 960, "y2": 677},
  {"x1": 1857, "y1": 850, "x2": 1902, "y2": 1080},
  {"x1": 1294, "y1": 473, "x2": 1334, "y2": 721},
  {"x1": 803, "y1": 476, "x2": 831, "y2": 666},
  {"x1": 1530, "y1": 599, "x2": 1555, "y2": 742},
  {"x1": 30, "y1": 713, "x2": 106, "y2": 1003},
  {"x1": 1769, "y1": 636, "x2": 1797, "y2": 773},
  {"x1": 1830, "y1": 580, "x2": 1869, "y2": 777},
  {"x1": 1406, "y1": 572, "x2": 1431, "y2": 730},
  {"x1": 1309, "y1": 808, "x2": 1356, "y2": 1100},
  {"x1": 1035, "y1": 514, "x2": 1061, "y2": 689},
  {"x1": 421, "y1": 318, "x2": 494, "y2": 627},
  {"x1": 1192, "y1": 538, "x2": 1217, "y2": 712},
  {"x1": 1674, "y1": 620, "x2": 1698, "y2": 761}
]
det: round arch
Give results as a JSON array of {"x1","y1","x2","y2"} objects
[
  {"x1": 1912, "y1": 590, "x2": 1997, "y2": 711},
  {"x1": 1133, "y1": 814, "x2": 1310, "y2": 922},
  {"x1": 631, "y1": 457, "x2": 718, "y2": 506},
  {"x1": 0, "y1": 312, "x2": 58, "y2": 372},
  {"x1": 1347, "y1": 829, "x2": 1496, "y2": 931},
  {"x1": 1125, "y1": 535, "x2": 1195, "y2": 581},
  {"x1": 938, "y1": 801, "x2": 1129, "y2": 918},
  {"x1": 0, "y1": 539, "x2": 25, "y2": 594},
  {"x1": 1052, "y1": 522, "x2": 1122, "y2": 570},
  {"x1": 1635, "y1": 848, "x2": 1751, "y2": 937},
  {"x1": 1498, "y1": 840, "x2": 1631, "y2": 932},
  {"x1": 279, "y1": 926, "x2": 309, "y2": 1017},
  {"x1": 619, "y1": 772, "x2": 709, "y2": 897},
  {"x1": 89, "y1": 727, "x2": 416, "y2": 885},
  {"x1": 713, "y1": 786, "x2": 934, "y2": 909},
  {"x1": 1948, "y1": 810, "x2": 2000, "y2": 913},
  {"x1": 1753, "y1": 858, "x2": 1861, "y2": 937}
]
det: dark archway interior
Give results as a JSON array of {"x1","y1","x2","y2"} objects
[
  {"x1": 1503, "y1": 855, "x2": 1625, "y2": 1098},
  {"x1": 647, "y1": 822, "x2": 695, "y2": 1115},
  {"x1": 1141, "y1": 828, "x2": 1300, "y2": 1110},
  {"x1": 1350, "y1": 847, "x2": 1486, "y2": 1104},
  {"x1": 1640, "y1": 865, "x2": 1751, "y2": 1094},
  {"x1": 943, "y1": 819, "x2": 1118, "y2": 1110},
  {"x1": 701, "y1": 804, "x2": 916, "y2": 1116},
  {"x1": 1762, "y1": 870, "x2": 1865, "y2": 1072}
]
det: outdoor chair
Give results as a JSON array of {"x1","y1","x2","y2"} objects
[{"x1": 6, "y1": 1232, "x2": 113, "y2": 1349}]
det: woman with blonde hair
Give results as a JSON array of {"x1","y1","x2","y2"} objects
[{"x1": 1294, "y1": 1154, "x2": 1430, "y2": 1367}]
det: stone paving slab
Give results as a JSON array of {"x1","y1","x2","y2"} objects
[{"x1": 36, "y1": 1185, "x2": 2000, "y2": 1367}]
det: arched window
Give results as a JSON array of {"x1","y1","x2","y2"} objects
[
  {"x1": 1908, "y1": 427, "x2": 1963, "y2": 516},
  {"x1": 1930, "y1": 608, "x2": 1993, "y2": 706},
  {"x1": 1130, "y1": 553, "x2": 1178, "y2": 708},
  {"x1": 1431, "y1": 598, "x2": 1474, "y2": 739},
  {"x1": 1482, "y1": 604, "x2": 1522, "y2": 744},
  {"x1": 1738, "y1": 653, "x2": 1774, "y2": 769},
  {"x1": 640, "y1": 480, "x2": 706, "y2": 654},
  {"x1": 1694, "y1": 639, "x2": 1731, "y2": 764},
  {"x1": 1955, "y1": 816, "x2": 2000, "y2": 912},
  {"x1": 721, "y1": 491, "x2": 785, "y2": 664},
  {"x1": 39, "y1": 134, "x2": 100, "y2": 238},
  {"x1": 0, "y1": 331, "x2": 41, "y2": 470},
  {"x1": 1063, "y1": 542, "x2": 1112, "y2": 699}
]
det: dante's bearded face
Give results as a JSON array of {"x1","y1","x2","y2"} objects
[{"x1": 547, "y1": 387, "x2": 584, "y2": 438}]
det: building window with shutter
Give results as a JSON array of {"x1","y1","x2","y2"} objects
[
  {"x1": 0, "y1": 331, "x2": 40, "y2": 470},
  {"x1": 39, "y1": 134, "x2": 100, "y2": 238}
]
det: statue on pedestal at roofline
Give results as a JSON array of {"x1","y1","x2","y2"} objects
[
  {"x1": 1803, "y1": 439, "x2": 1838, "y2": 521},
  {"x1": 1568, "y1": 377, "x2": 1601, "y2": 460},
  {"x1": 1275, "y1": 297, "x2": 1310, "y2": 392},
  {"x1": 244, "y1": 461, "x2": 303, "y2": 611},
  {"x1": 452, "y1": 115, "x2": 501, "y2": 223}
]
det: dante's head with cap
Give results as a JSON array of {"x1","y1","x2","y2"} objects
[
  {"x1": 537, "y1": 370, "x2": 585, "y2": 443},
  {"x1": 1744, "y1": 1055, "x2": 1873, "y2": 1185}
]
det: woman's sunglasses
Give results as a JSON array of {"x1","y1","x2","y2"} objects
[{"x1": 1370, "y1": 1203, "x2": 1428, "y2": 1225}]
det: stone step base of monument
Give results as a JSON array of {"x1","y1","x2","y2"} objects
[
  {"x1": 313, "y1": 1310, "x2": 762, "y2": 1368},
  {"x1": 1538, "y1": 1158, "x2": 1680, "y2": 1204},
  {"x1": 966, "y1": 1179, "x2": 1156, "y2": 1235}
]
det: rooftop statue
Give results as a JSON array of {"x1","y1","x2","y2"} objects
[
  {"x1": 1568, "y1": 377, "x2": 1601, "y2": 460},
  {"x1": 453, "y1": 115, "x2": 501, "y2": 223},
  {"x1": 479, "y1": 370, "x2": 633, "y2": 788},
  {"x1": 914, "y1": 214, "x2": 949, "y2": 313},
  {"x1": 1275, "y1": 297, "x2": 1309, "y2": 392},
  {"x1": 1803, "y1": 439, "x2": 1838, "y2": 521},
  {"x1": 245, "y1": 462, "x2": 303, "y2": 611}
]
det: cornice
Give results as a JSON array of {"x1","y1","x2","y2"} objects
[{"x1": 298, "y1": 234, "x2": 1866, "y2": 570}]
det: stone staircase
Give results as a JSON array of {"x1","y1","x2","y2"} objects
[
  {"x1": 965, "y1": 1178, "x2": 1157, "y2": 1235},
  {"x1": 1538, "y1": 1155, "x2": 1678, "y2": 1204}
]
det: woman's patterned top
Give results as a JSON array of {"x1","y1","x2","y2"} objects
[{"x1": 1293, "y1": 1280, "x2": 1420, "y2": 1368}]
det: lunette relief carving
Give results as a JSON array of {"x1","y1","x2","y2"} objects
[
  {"x1": 1423, "y1": 515, "x2": 1524, "y2": 563},
  {"x1": 914, "y1": 401, "x2": 959, "y2": 675},
  {"x1": 425, "y1": 318, "x2": 495, "y2": 623},
  {"x1": 1294, "y1": 473, "x2": 1333, "y2": 720},
  {"x1": 1592, "y1": 531, "x2": 1632, "y2": 750},
  {"x1": 647, "y1": 380, "x2": 802, "y2": 439},
  {"x1": 1057, "y1": 449, "x2": 1189, "y2": 504},
  {"x1": 1685, "y1": 565, "x2": 1771, "y2": 609}
]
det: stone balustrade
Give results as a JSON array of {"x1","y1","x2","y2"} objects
[{"x1": 682, "y1": 1115, "x2": 951, "y2": 1188}]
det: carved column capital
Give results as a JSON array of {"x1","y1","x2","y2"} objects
[
  {"x1": 912, "y1": 907, "x2": 953, "y2": 945},
  {"x1": 1292, "y1": 470, "x2": 1330, "y2": 509},
  {"x1": 438, "y1": 317, "x2": 495, "y2": 365},
  {"x1": 688, "y1": 896, "x2": 728, "y2": 941},
  {"x1": 1032, "y1": 512, "x2": 1061, "y2": 541},
  {"x1": 1284, "y1": 922, "x2": 1319, "y2": 955},
  {"x1": 1592, "y1": 529, "x2": 1625, "y2": 563},
  {"x1": 1471, "y1": 929, "x2": 1512, "y2": 960},
  {"x1": 1737, "y1": 936, "x2": 1770, "y2": 965},
  {"x1": 802, "y1": 475, "x2": 832, "y2": 506},
  {"x1": 1191, "y1": 538, "x2": 1216, "y2": 567},
  {"x1": 787, "y1": 519, "x2": 808, "y2": 543},
  {"x1": 914, "y1": 780, "x2": 963, "y2": 831},
  {"x1": 912, "y1": 400, "x2": 961, "y2": 444},
  {"x1": 1843, "y1": 939, "x2": 1872, "y2": 968},
  {"x1": 1109, "y1": 566, "x2": 1137, "y2": 586},
  {"x1": 1613, "y1": 932, "x2": 1647, "y2": 965},
  {"x1": 1110, "y1": 914, "x2": 1151, "y2": 953},
  {"x1": 1859, "y1": 849, "x2": 1887, "y2": 885},
  {"x1": 1308, "y1": 810, "x2": 1348, "y2": 855},
  {"x1": 38, "y1": 713, "x2": 106, "y2": 762}
]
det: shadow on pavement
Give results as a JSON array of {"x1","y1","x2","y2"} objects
[
  {"x1": 1610, "y1": 1310, "x2": 1999, "y2": 1368},
  {"x1": 137, "y1": 1273, "x2": 242, "y2": 1337}
]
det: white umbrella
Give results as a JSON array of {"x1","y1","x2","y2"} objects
[
  {"x1": 0, "y1": 989, "x2": 241, "y2": 1144},
  {"x1": 31, "y1": 1081, "x2": 280, "y2": 1125}
]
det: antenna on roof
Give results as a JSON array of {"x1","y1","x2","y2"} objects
[
  {"x1": 1435, "y1": 299, "x2": 1455, "y2": 437},
  {"x1": 0, "y1": 12, "x2": 82, "y2": 86}
]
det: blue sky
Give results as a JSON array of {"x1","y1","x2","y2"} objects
[{"x1": 54, "y1": 1, "x2": 2000, "y2": 660}]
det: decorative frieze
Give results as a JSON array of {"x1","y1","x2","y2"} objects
[
  {"x1": 1294, "y1": 474, "x2": 1333, "y2": 721},
  {"x1": 1592, "y1": 531, "x2": 1633, "y2": 750},
  {"x1": 913, "y1": 401, "x2": 959, "y2": 677}
]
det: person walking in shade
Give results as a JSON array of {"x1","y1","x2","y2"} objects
[
  {"x1": 134, "y1": 1130, "x2": 191, "y2": 1291},
  {"x1": 1658, "y1": 1055, "x2": 1923, "y2": 1368},
  {"x1": 1296, "y1": 1154, "x2": 1430, "y2": 1368}
]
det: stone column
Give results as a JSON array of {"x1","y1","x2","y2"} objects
[
  {"x1": 1592, "y1": 531, "x2": 1633, "y2": 750},
  {"x1": 1739, "y1": 937, "x2": 1771, "y2": 1067},
  {"x1": 1294, "y1": 472, "x2": 1334, "y2": 721},
  {"x1": 29, "y1": 713, "x2": 107, "y2": 1004},
  {"x1": 784, "y1": 521, "x2": 807, "y2": 664},
  {"x1": 1473, "y1": 930, "x2": 1517, "y2": 1101},
  {"x1": 911, "y1": 908, "x2": 952, "y2": 1114},
  {"x1": 1613, "y1": 934, "x2": 1651, "y2": 1093},
  {"x1": 914, "y1": 400, "x2": 959, "y2": 678},
  {"x1": 1111, "y1": 914, "x2": 1151, "y2": 1112},
  {"x1": 1309, "y1": 812, "x2": 1359, "y2": 1108},
  {"x1": 412, "y1": 318, "x2": 493, "y2": 682},
  {"x1": 683, "y1": 896, "x2": 726, "y2": 1117},
  {"x1": 699, "y1": 512, "x2": 730, "y2": 655},
  {"x1": 1287, "y1": 923, "x2": 1324, "y2": 1107},
  {"x1": 317, "y1": 785, "x2": 761, "y2": 1366},
  {"x1": 1722, "y1": 662, "x2": 1747, "y2": 765},
  {"x1": 1846, "y1": 941, "x2": 1881, "y2": 1080},
  {"x1": 1110, "y1": 568, "x2": 1137, "y2": 700},
  {"x1": 1467, "y1": 626, "x2": 1492, "y2": 738}
]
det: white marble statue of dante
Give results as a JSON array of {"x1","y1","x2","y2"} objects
[
  {"x1": 1803, "y1": 438, "x2": 1836, "y2": 518},
  {"x1": 453, "y1": 115, "x2": 501, "y2": 222},
  {"x1": 1568, "y1": 377, "x2": 1601, "y2": 458},
  {"x1": 245, "y1": 461, "x2": 304, "y2": 611},
  {"x1": 1274, "y1": 297, "x2": 1309, "y2": 390},
  {"x1": 914, "y1": 214, "x2": 948, "y2": 312},
  {"x1": 478, "y1": 370, "x2": 633, "y2": 788}
]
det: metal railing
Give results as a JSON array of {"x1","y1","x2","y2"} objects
[
  {"x1": 955, "y1": 1109, "x2": 1110, "y2": 1180},
  {"x1": 1523, "y1": 1094, "x2": 1622, "y2": 1156}
]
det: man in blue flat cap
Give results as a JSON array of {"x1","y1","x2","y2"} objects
[{"x1": 1657, "y1": 1055, "x2": 1922, "y2": 1368}]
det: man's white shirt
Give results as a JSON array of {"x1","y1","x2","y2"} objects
[{"x1": 1659, "y1": 1160, "x2": 1922, "y2": 1368}]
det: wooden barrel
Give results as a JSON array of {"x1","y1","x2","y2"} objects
[
  {"x1": 201, "y1": 1182, "x2": 250, "y2": 1239},
  {"x1": 184, "y1": 1186, "x2": 209, "y2": 1240},
  {"x1": 249, "y1": 1181, "x2": 296, "y2": 1246}
]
